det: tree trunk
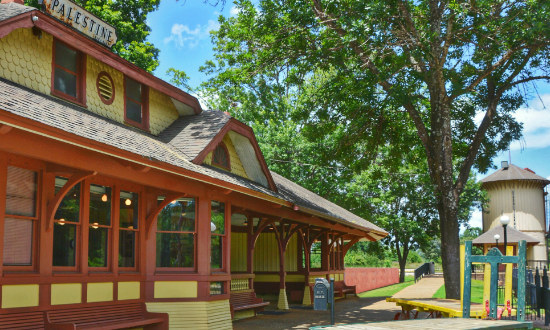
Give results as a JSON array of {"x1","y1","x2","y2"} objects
[
  {"x1": 437, "y1": 193, "x2": 461, "y2": 299},
  {"x1": 398, "y1": 252, "x2": 408, "y2": 283}
]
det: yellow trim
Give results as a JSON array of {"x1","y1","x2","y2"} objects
[
  {"x1": 154, "y1": 281, "x2": 197, "y2": 298},
  {"x1": 51, "y1": 283, "x2": 82, "y2": 305},
  {"x1": 146, "y1": 300, "x2": 231, "y2": 329},
  {"x1": 504, "y1": 246, "x2": 513, "y2": 316},
  {"x1": 87, "y1": 282, "x2": 113, "y2": 303},
  {"x1": 1, "y1": 284, "x2": 39, "y2": 308},
  {"x1": 460, "y1": 244, "x2": 464, "y2": 311},
  {"x1": 118, "y1": 281, "x2": 141, "y2": 300}
]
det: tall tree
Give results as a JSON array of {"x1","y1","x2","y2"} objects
[
  {"x1": 202, "y1": 0, "x2": 550, "y2": 298},
  {"x1": 25, "y1": 0, "x2": 160, "y2": 72}
]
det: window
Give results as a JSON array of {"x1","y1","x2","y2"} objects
[
  {"x1": 212, "y1": 143, "x2": 230, "y2": 170},
  {"x1": 156, "y1": 198, "x2": 196, "y2": 268},
  {"x1": 3, "y1": 166, "x2": 38, "y2": 268},
  {"x1": 119, "y1": 191, "x2": 139, "y2": 268},
  {"x1": 124, "y1": 76, "x2": 149, "y2": 130},
  {"x1": 210, "y1": 201, "x2": 225, "y2": 270},
  {"x1": 52, "y1": 40, "x2": 85, "y2": 104},
  {"x1": 88, "y1": 184, "x2": 112, "y2": 268},
  {"x1": 53, "y1": 177, "x2": 81, "y2": 268}
]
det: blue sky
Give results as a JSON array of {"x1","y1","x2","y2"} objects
[{"x1": 147, "y1": 1, "x2": 550, "y2": 228}]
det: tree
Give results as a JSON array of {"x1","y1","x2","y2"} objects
[
  {"x1": 25, "y1": 0, "x2": 160, "y2": 72},
  {"x1": 201, "y1": 0, "x2": 550, "y2": 298}
]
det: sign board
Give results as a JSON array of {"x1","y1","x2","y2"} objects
[
  {"x1": 42, "y1": 0, "x2": 117, "y2": 48},
  {"x1": 313, "y1": 278, "x2": 329, "y2": 311}
]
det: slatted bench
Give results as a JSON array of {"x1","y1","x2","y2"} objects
[
  {"x1": 0, "y1": 311, "x2": 44, "y2": 329},
  {"x1": 44, "y1": 302, "x2": 168, "y2": 330},
  {"x1": 335, "y1": 282, "x2": 356, "y2": 297},
  {"x1": 229, "y1": 291, "x2": 270, "y2": 319}
]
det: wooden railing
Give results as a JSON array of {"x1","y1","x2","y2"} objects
[{"x1": 230, "y1": 273, "x2": 255, "y2": 292}]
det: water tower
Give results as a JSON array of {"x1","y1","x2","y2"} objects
[{"x1": 480, "y1": 162, "x2": 550, "y2": 264}]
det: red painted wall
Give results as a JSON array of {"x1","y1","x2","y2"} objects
[{"x1": 344, "y1": 268, "x2": 399, "y2": 293}]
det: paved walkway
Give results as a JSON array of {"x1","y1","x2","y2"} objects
[
  {"x1": 392, "y1": 274, "x2": 444, "y2": 299},
  {"x1": 234, "y1": 275, "x2": 445, "y2": 329}
]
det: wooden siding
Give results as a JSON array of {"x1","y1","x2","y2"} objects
[
  {"x1": 227, "y1": 131, "x2": 268, "y2": 186},
  {"x1": 146, "y1": 300, "x2": 232, "y2": 330},
  {"x1": 154, "y1": 281, "x2": 198, "y2": 299},
  {"x1": 253, "y1": 232, "x2": 298, "y2": 272},
  {"x1": 87, "y1": 282, "x2": 113, "y2": 303},
  {"x1": 0, "y1": 28, "x2": 180, "y2": 136},
  {"x1": 1, "y1": 284, "x2": 39, "y2": 308},
  {"x1": 204, "y1": 134, "x2": 250, "y2": 179},
  {"x1": 51, "y1": 283, "x2": 82, "y2": 305},
  {"x1": 0, "y1": 28, "x2": 53, "y2": 96},
  {"x1": 231, "y1": 232, "x2": 247, "y2": 272}
]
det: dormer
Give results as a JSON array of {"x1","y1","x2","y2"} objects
[
  {"x1": 0, "y1": 2, "x2": 201, "y2": 135},
  {"x1": 159, "y1": 111, "x2": 278, "y2": 191}
]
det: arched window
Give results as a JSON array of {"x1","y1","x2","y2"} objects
[{"x1": 212, "y1": 143, "x2": 230, "y2": 170}]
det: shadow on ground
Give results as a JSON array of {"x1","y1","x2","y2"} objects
[{"x1": 233, "y1": 297, "x2": 400, "y2": 330}]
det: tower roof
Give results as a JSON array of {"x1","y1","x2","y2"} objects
[
  {"x1": 480, "y1": 164, "x2": 550, "y2": 186},
  {"x1": 472, "y1": 225, "x2": 540, "y2": 246}
]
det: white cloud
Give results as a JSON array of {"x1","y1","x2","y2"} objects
[
  {"x1": 469, "y1": 209, "x2": 483, "y2": 229},
  {"x1": 163, "y1": 20, "x2": 220, "y2": 49},
  {"x1": 510, "y1": 94, "x2": 550, "y2": 150},
  {"x1": 229, "y1": 6, "x2": 241, "y2": 16}
]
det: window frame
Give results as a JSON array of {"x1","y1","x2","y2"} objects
[
  {"x1": 2, "y1": 160, "x2": 41, "y2": 272},
  {"x1": 155, "y1": 197, "x2": 197, "y2": 272},
  {"x1": 87, "y1": 182, "x2": 113, "y2": 272},
  {"x1": 51, "y1": 39, "x2": 86, "y2": 106},
  {"x1": 212, "y1": 143, "x2": 231, "y2": 171},
  {"x1": 117, "y1": 188, "x2": 140, "y2": 272},
  {"x1": 123, "y1": 76, "x2": 149, "y2": 131},
  {"x1": 210, "y1": 200, "x2": 227, "y2": 272},
  {"x1": 52, "y1": 175, "x2": 83, "y2": 272}
]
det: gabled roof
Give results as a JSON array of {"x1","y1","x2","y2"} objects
[
  {"x1": 0, "y1": 3, "x2": 201, "y2": 114},
  {"x1": 480, "y1": 164, "x2": 550, "y2": 186},
  {"x1": 159, "y1": 110, "x2": 277, "y2": 191},
  {"x1": 472, "y1": 226, "x2": 540, "y2": 246},
  {"x1": 0, "y1": 78, "x2": 386, "y2": 237}
]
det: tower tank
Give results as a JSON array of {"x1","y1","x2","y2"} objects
[{"x1": 480, "y1": 162, "x2": 549, "y2": 263}]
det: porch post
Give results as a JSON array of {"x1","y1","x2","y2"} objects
[{"x1": 246, "y1": 214, "x2": 254, "y2": 290}]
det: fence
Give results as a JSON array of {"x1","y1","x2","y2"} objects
[
  {"x1": 414, "y1": 262, "x2": 434, "y2": 282},
  {"x1": 505, "y1": 267, "x2": 550, "y2": 324}
]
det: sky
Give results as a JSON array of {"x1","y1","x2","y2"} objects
[{"x1": 147, "y1": 1, "x2": 550, "y2": 229}]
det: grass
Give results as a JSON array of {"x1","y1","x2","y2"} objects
[
  {"x1": 358, "y1": 275, "x2": 414, "y2": 298},
  {"x1": 432, "y1": 279, "x2": 485, "y2": 303}
]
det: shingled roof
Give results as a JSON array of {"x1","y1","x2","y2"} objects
[
  {"x1": 472, "y1": 226, "x2": 539, "y2": 246},
  {"x1": 480, "y1": 164, "x2": 550, "y2": 186},
  {"x1": 158, "y1": 111, "x2": 230, "y2": 160},
  {"x1": 0, "y1": 78, "x2": 386, "y2": 236},
  {"x1": 0, "y1": 2, "x2": 35, "y2": 21}
]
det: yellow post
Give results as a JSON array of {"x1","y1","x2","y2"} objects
[
  {"x1": 460, "y1": 244, "x2": 465, "y2": 312},
  {"x1": 483, "y1": 245, "x2": 491, "y2": 316},
  {"x1": 504, "y1": 245, "x2": 513, "y2": 316}
]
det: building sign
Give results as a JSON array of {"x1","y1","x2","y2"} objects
[{"x1": 43, "y1": 0, "x2": 117, "y2": 48}]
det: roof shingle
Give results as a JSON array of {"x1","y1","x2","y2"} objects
[
  {"x1": 0, "y1": 2, "x2": 35, "y2": 21},
  {"x1": 480, "y1": 164, "x2": 550, "y2": 186}
]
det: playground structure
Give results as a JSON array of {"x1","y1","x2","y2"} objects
[{"x1": 387, "y1": 240, "x2": 528, "y2": 322}]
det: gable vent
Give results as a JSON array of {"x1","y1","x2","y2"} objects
[{"x1": 96, "y1": 72, "x2": 115, "y2": 105}]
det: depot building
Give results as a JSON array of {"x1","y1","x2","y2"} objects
[{"x1": 0, "y1": 1, "x2": 387, "y2": 328}]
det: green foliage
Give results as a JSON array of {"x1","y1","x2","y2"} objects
[
  {"x1": 25, "y1": 0, "x2": 160, "y2": 72},
  {"x1": 433, "y1": 279, "x2": 485, "y2": 304},
  {"x1": 198, "y1": 0, "x2": 550, "y2": 297}
]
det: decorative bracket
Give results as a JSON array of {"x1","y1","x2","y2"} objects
[
  {"x1": 46, "y1": 171, "x2": 96, "y2": 231},
  {"x1": 145, "y1": 193, "x2": 186, "y2": 238}
]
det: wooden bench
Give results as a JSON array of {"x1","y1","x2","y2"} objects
[
  {"x1": 0, "y1": 311, "x2": 44, "y2": 329},
  {"x1": 334, "y1": 282, "x2": 356, "y2": 298},
  {"x1": 44, "y1": 302, "x2": 168, "y2": 330},
  {"x1": 229, "y1": 291, "x2": 270, "y2": 319}
]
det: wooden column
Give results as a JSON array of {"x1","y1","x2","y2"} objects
[
  {"x1": 246, "y1": 214, "x2": 255, "y2": 290},
  {"x1": 196, "y1": 194, "x2": 211, "y2": 298}
]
